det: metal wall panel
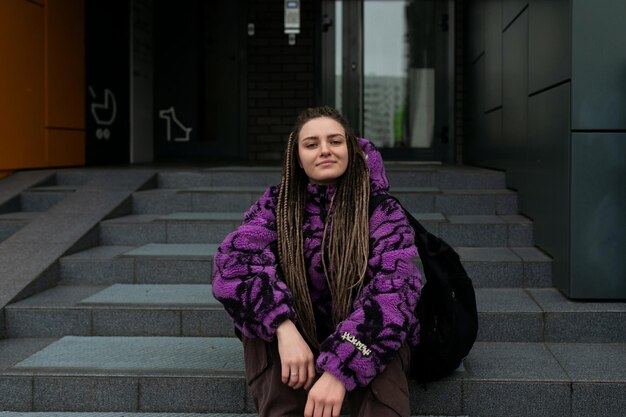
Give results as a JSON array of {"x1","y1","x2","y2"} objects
[
  {"x1": 528, "y1": 0, "x2": 571, "y2": 94},
  {"x1": 502, "y1": 1, "x2": 528, "y2": 30},
  {"x1": 484, "y1": 0, "x2": 502, "y2": 111},
  {"x1": 465, "y1": 0, "x2": 624, "y2": 300},
  {"x1": 570, "y1": 133, "x2": 626, "y2": 299},
  {"x1": 465, "y1": 56, "x2": 485, "y2": 164},
  {"x1": 528, "y1": 84, "x2": 571, "y2": 294},
  {"x1": 467, "y1": 0, "x2": 485, "y2": 63},
  {"x1": 502, "y1": 9, "x2": 528, "y2": 191},
  {"x1": 572, "y1": 0, "x2": 626, "y2": 130},
  {"x1": 484, "y1": 108, "x2": 503, "y2": 169}
]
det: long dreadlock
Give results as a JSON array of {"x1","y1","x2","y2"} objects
[{"x1": 276, "y1": 106, "x2": 370, "y2": 347}]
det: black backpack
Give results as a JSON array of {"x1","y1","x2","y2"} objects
[{"x1": 369, "y1": 194, "x2": 478, "y2": 384}]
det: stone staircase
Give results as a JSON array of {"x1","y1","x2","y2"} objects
[{"x1": 0, "y1": 164, "x2": 625, "y2": 417}]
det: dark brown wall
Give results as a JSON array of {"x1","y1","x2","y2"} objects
[{"x1": 246, "y1": 0, "x2": 317, "y2": 161}]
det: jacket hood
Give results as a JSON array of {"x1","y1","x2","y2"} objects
[{"x1": 358, "y1": 138, "x2": 389, "y2": 195}]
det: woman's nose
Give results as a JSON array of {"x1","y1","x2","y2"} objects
[{"x1": 320, "y1": 141, "x2": 330, "y2": 155}]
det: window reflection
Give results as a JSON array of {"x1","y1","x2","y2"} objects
[{"x1": 363, "y1": 0, "x2": 436, "y2": 149}]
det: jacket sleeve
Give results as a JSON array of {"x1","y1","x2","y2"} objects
[
  {"x1": 212, "y1": 186, "x2": 296, "y2": 341},
  {"x1": 316, "y1": 197, "x2": 423, "y2": 391}
]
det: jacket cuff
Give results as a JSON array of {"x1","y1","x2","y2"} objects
[
  {"x1": 264, "y1": 304, "x2": 296, "y2": 341},
  {"x1": 316, "y1": 351, "x2": 357, "y2": 391}
]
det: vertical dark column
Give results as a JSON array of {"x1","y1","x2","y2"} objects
[
  {"x1": 153, "y1": 0, "x2": 201, "y2": 161},
  {"x1": 342, "y1": 0, "x2": 363, "y2": 135},
  {"x1": 85, "y1": 0, "x2": 131, "y2": 165}
]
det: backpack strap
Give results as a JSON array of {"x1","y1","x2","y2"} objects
[
  {"x1": 369, "y1": 193, "x2": 459, "y2": 264},
  {"x1": 368, "y1": 193, "x2": 429, "y2": 237}
]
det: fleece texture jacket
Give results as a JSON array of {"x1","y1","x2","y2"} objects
[{"x1": 212, "y1": 139, "x2": 423, "y2": 391}]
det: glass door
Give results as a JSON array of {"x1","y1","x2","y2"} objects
[{"x1": 322, "y1": 0, "x2": 452, "y2": 161}]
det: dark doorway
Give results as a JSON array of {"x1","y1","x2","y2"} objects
[{"x1": 154, "y1": 0, "x2": 247, "y2": 163}]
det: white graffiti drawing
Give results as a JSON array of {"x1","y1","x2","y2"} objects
[
  {"x1": 89, "y1": 86, "x2": 117, "y2": 140},
  {"x1": 159, "y1": 107, "x2": 193, "y2": 142}
]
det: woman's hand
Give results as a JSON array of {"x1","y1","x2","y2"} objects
[
  {"x1": 276, "y1": 320, "x2": 316, "y2": 390},
  {"x1": 304, "y1": 371, "x2": 346, "y2": 417}
]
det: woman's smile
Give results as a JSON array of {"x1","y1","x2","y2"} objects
[{"x1": 317, "y1": 160, "x2": 336, "y2": 167}]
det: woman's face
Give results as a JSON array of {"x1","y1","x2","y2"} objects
[{"x1": 297, "y1": 117, "x2": 349, "y2": 185}]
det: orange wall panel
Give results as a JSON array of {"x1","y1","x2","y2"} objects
[
  {"x1": 0, "y1": 0, "x2": 86, "y2": 171},
  {"x1": 46, "y1": 0, "x2": 85, "y2": 129},
  {"x1": 0, "y1": 0, "x2": 46, "y2": 170},
  {"x1": 45, "y1": 128, "x2": 85, "y2": 166}
]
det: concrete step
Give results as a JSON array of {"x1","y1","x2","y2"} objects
[
  {"x1": 1, "y1": 337, "x2": 624, "y2": 416},
  {"x1": 131, "y1": 187, "x2": 518, "y2": 215},
  {"x1": 156, "y1": 164, "x2": 506, "y2": 190},
  {"x1": 457, "y1": 246, "x2": 552, "y2": 288},
  {"x1": 477, "y1": 288, "x2": 626, "y2": 343},
  {"x1": 59, "y1": 245, "x2": 217, "y2": 285},
  {"x1": 99, "y1": 212, "x2": 533, "y2": 247},
  {"x1": 394, "y1": 165, "x2": 505, "y2": 189},
  {"x1": 20, "y1": 186, "x2": 76, "y2": 212},
  {"x1": 158, "y1": 168, "x2": 281, "y2": 188},
  {"x1": 0, "y1": 414, "x2": 260, "y2": 417},
  {"x1": 0, "y1": 410, "x2": 464, "y2": 417},
  {"x1": 0, "y1": 413, "x2": 465, "y2": 417},
  {"x1": 0, "y1": 212, "x2": 39, "y2": 242},
  {"x1": 98, "y1": 213, "x2": 244, "y2": 245},
  {"x1": 53, "y1": 171, "x2": 92, "y2": 186},
  {"x1": 4, "y1": 285, "x2": 232, "y2": 338},
  {"x1": 1, "y1": 410, "x2": 467, "y2": 417},
  {"x1": 0, "y1": 411, "x2": 258, "y2": 417},
  {"x1": 6, "y1": 285, "x2": 624, "y2": 343},
  {"x1": 58, "y1": 244, "x2": 551, "y2": 288}
]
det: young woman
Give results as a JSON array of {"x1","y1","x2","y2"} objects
[{"x1": 212, "y1": 106, "x2": 422, "y2": 417}]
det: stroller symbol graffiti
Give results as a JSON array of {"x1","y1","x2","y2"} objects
[
  {"x1": 159, "y1": 107, "x2": 192, "y2": 142},
  {"x1": 89, "y1": 86, "x2": 117, "y2": 140}
]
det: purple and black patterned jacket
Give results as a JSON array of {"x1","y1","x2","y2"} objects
[{"x1": 212, "y1": 139, "x2": 423, "y2": 391}]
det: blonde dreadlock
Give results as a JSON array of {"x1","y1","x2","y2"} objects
[{"x1": 277, "y1": 106, "x2": 370, "y2": 347}]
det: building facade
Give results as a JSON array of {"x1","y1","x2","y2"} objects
[
  {"x1": 0, "y1": 0, "x2": 624, "y2": 298},
  {"x1": 464, "y1": 0, "x2": 626, "y2": 299}
]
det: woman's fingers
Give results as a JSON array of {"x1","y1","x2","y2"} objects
[
  {"x1": 287, "y1": 366, "x2": 300, "y2": 388},
  {"x1": 305, "y1": 372, "x2": 346, "y2": 417},
  {"x1": 281, "y1": 362, "x2": 290, "y2": 384},
  {"x1": 304, "y1": 399, "x2": 315, "y2": 417},
  {"x1": 282, "y1": 348, "x2": 316, "y2": 389},
  {"x1": 305, "y1": 361, "x2": 316, "y2": 390},
  {"x1": 286, "y1": 363, "x2": 309, "y2": 389},
  {"x1": 293, "y1": 364, "x2": 307, "y2": 389},
  {"x1": 305, "y1": 399, "x2": 336, "y2": 417}
]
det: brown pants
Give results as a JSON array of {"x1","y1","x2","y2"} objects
[{"x1": 243, "y1": 336, "x2": 411, "y2": 417}]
